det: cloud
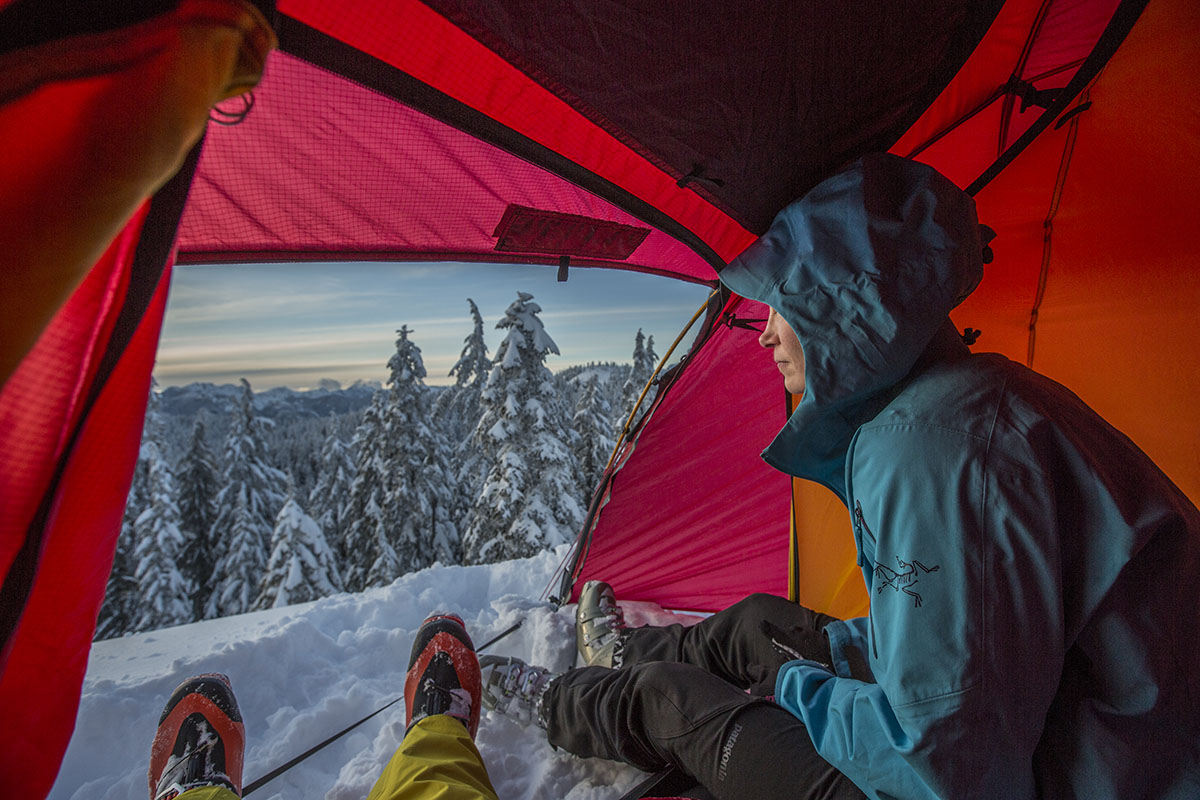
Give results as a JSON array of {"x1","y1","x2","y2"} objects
[{"x1": 157, "y1": 261, "x2": 711, "y2": 389}]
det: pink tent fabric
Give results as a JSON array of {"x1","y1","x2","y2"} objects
[
  {"x1": 574, "y1": 297, "x2": 792, "y2": 611},
  {"x1": 179, "y1": 51, "x2": 718, "y2": 282}
]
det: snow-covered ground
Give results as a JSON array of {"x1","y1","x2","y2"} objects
[{"x1": 51, "y1": 547, "x2": 698, "y2": 800}]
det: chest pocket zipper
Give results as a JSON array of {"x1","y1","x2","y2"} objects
[{"x1": 855, "y1": 501, "x2": 881, "y2": 661}]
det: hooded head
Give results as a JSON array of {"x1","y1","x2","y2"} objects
[{"x1": 719, "y1": 154, "x2": 984, "y2": 496}]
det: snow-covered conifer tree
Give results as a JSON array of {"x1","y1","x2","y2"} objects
[
  {"x1": 434, "y1": 299, "x2": 491, "y2": 443},
  {"x1": 572, "y1": 376, "x2": 616, "y2": 500},
  {"x1": 129, "y1": 442, "x2": 192, "y2": 633},
  {"x1": 176, "y1": 419, "x2": 220, "y2": 620},
  {"x1": 254, "y1": 495, "x2": 343, "y2": 609},
  {"x1": 378, "y1": 326, "x2": 459, "y2": 576},
  {"x1": 206, "y1": 486, "x2": 266, "y2": 617},
  {"x1": 97, "y1": 381, "x2": 162, "y2": 638},
  {"x1": 340, "y1": 392, "x2": 390, "y2": 591},
  {"x1": 617, "y1": 329, "x2": 660, "y2": 435},
  {"x1": 95, "y1": 456, "x2": 148, "y2": 639},
  {"x1": 462, "y1": 292, "x2": 584, "y2": 563},
  {"x1": 307, "y1": 429, "x2": 354, "y2": 546},
  {"x1": 433, "y1": 299, "x2": 495, "y2": 541},
  {"x1": 363, "y1": 510, "x2": 403, "y2": 588},
  {"x1": 206, "y1": 379, "x2": 287, "y2": 617},
  {"x1": 618, "y1": 329, "x2": 649, "y2": 432}
]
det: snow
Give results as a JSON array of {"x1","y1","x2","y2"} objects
[{"x1": 50, "y1": 547, "x2": 701, "y2": 800}]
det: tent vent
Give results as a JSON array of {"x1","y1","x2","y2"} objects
[{"x1": 492, "y1": 204, "x2": 650, "y2": 260}]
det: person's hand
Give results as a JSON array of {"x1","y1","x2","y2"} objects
[{"x1": 759, "y1": 616, "x2": 834, "y2": 667}]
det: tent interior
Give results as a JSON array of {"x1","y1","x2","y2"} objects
[{"x1": 1, "y1": 0, "x2": 1197, "y2": 795}]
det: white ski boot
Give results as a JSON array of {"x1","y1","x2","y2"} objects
[{"x1": 478, "y1": 655, "x2": 557, "y2": 728}]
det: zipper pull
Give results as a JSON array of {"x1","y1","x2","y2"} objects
[{"x1": 856, "y1": 501, "x2": 880, "y2": 660}]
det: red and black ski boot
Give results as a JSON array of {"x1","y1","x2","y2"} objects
[
  {"x1": 148, "y1": 673, "x2": 245, "y2": 800},
  {"x1": 404, "y1": 612, "x2": 482, "y2": 738}
]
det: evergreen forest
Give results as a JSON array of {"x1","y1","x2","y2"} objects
[{"x1": 97, "y1": 293, "x2": 661, "y2": 638}]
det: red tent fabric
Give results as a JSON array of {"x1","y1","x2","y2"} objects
[
  {"x1": 0, "y1": 212, "x2": 170, "y2": 795},
  {"x1": 0, "y1": 3, "x2": 274, "y2": 795},
  {"x1": 2, "y1": 0, "x2": 1194, "y2": 795}
]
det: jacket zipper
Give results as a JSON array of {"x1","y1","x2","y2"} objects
[{"x1": 854, "y1": 501, "x2": 880, "y2": 661}]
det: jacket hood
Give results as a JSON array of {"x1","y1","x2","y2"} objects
[{"x1": 719, "y1": 154, "x2": 984, "y2": 498}]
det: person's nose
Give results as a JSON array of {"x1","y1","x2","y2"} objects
[{"x1": 758, "y1": 309, "x2": 779, "y2": 348}]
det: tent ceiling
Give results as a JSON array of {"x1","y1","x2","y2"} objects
[
  {"x1": 421, "y1": 0, "x2": 1005, "y2": 233},
  {"x1": 175, "y1": 0, "x2": 1023, "y2": 270}
]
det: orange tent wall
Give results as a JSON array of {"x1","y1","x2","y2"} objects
[
  {"x1": 791, "y1": 479, "x2": 870, "y2": 619},
  {"x1": 956, "y1": 0, "x2": 1200, "y2": 505},
  {"x1": 787, "y1": 0, "x2": 1198, "y2": 618}
]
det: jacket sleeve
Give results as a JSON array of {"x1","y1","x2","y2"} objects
[
  {"x1": 776, "y1": 423, "x2": 1066, "y2": 800},
  {"x1": 824, "y1": 617, "x2": 871, "y2": 680}
]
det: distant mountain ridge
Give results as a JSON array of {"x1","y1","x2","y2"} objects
[
  {"x1": 159, "y1": 363, "x2": 632, "y2": 422},
  {"x1": 158, "y1": 381, "x2": 382, "y2": 419}
]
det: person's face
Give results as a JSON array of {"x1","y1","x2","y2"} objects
[{"x1": 759, "y1": 307, "x2": 806, "y2": 396}]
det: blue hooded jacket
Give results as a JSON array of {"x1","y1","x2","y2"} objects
[{"x1": 719, "y1": 154, "x2": 1200, "y2": 799}]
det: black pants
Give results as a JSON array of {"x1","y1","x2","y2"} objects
[{"x1": 543, "y1": 593, "x2": 867, "y2": 800}]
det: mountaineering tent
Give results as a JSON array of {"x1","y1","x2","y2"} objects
[{"x1": 1, "y1": 0, "x2": 1196, "y2": 796}]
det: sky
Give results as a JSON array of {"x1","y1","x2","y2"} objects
[{"x1": 156, "y1": 261, "x2": 715, "y2": 390}]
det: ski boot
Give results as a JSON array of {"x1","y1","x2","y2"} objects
[
  {"x1": 405, "y1": 612, "x2": 483, "y2": 737},
  {"x1": 576, "y1": 579, "x2": 626, "y2": 668},
  {"x1": 478, "y1": 655, "x2": 557, "y2": 728},
  {"x1": 148, "y1": 673, "x2": 245, "y2": 800}
]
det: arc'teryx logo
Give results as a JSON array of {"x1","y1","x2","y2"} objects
[
  {"x1": 855, "y1": 502, "x2": 941, "y2": 608},
  {"x1": 873, "y1": 556, "x2": 940, "y2": 608}
]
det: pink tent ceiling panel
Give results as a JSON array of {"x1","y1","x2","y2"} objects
[
  {"x1": 177, "y1": 52, "x2": 716, "y2": 282},
  {"x1": 279, "y1": 0, "x2": 753, "y2": 263},
  {"x1": 575, "y1": 298, "x2": 792, "y2": 612}
]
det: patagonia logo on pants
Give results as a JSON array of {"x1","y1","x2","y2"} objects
[{"x1": 717, "y1": 723, "x2": 743, "y2": 782}]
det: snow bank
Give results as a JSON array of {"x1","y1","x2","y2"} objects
[{"x1": 50, "y1": 547, "x2": 701, "y2": 800}]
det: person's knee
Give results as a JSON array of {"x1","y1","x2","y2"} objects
[
  {"x1": 628, "y1": 662, "x2": 758, "y2": 735},
  {"x1": 730, "y1": 592, "x2": 793, "y2": 620},
  {"x1": 629, "y1": 660, "x2": 698, "y2": 692}
]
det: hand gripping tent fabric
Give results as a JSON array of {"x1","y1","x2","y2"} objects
[{"x1": 1, "y1": 0, "x2": 1196, "y2": 795}]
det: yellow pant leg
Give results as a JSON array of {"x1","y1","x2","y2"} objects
[
  {"x1": 177, "y1": 787, "x2": 239, "y2": 800},
  {"x1": 366, "y1": 715, "x2": 499, "y2": 800}
]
